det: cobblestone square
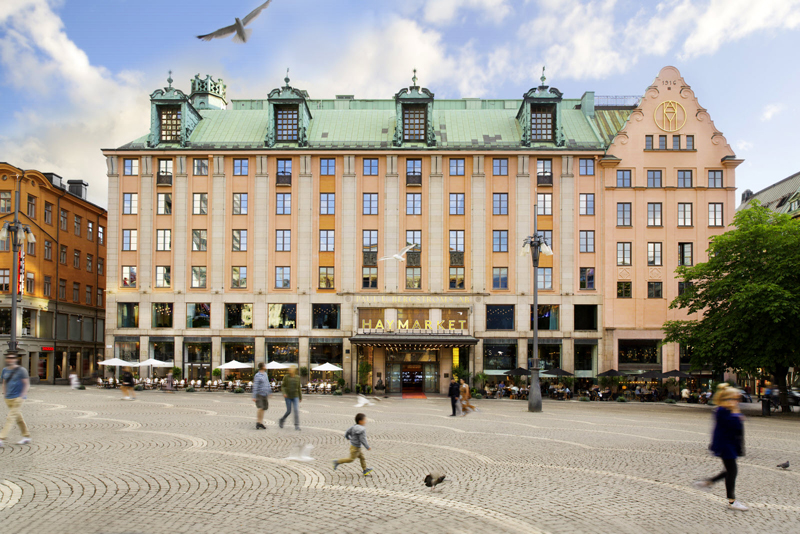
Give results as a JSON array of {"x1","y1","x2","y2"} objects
[{"x1": 1, "y1": 387, "x2": 798, "y2": 534}]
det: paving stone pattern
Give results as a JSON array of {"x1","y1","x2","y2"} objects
[{"x1": 1, "y1": 388, "x2": 799, "y2": 534}]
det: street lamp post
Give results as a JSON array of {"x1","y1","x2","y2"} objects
[
  {"x1": 523, "y1": 204, "x2": 552, "y2": 413},
  {"x1": 1, "y1": 173, "x2": 37, "y2": 361}
]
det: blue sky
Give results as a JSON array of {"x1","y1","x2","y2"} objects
[{"x1": 1, "y1": 0, "x2": 799, "y2": 206}]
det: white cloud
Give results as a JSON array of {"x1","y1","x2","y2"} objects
[
  {"x1": 760, "y1": 103, "x2": 783, "y2": 122},
  {"x1": 423, "y1": 0, "x2": 512, "y2": 24},
  {"x1": 735, "y1": 140, "x2": 753, "y2": 151}
]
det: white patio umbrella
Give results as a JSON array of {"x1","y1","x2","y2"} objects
[
  {"x1": 99, "y1": 358, "x2": 139, "y2": 367},
  {"x1": 138, "y1": 358, "x2": 173, "y2": 379},
  {"x1": 217, "y1": 360, "x2": 253, "y2": 369},
  {"x1": 312, "y1": 363, "x2": 343, "y2": 372},
  {"x1": 266, "y1": 361, "x2": 289, "y2": 369}
]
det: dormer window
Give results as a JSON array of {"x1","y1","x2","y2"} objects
[
  {"x1": 530, "y1": 105, "x2": 555, "y2": 141},
  {"x1": 276, "y1": 106, "x2": 298, "y2": 141},
  {"x1": 159, "y1": 106, "x2": 181, "y2": 142},
  {"x1": 403, "y1": 105, "x2": 426, "y2": 141}
]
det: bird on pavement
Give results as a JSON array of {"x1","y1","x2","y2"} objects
[
  {"x1": 354, "y1": 395, "x2": 375, "y2": 408},
  {"x1": 285, "y1": 443, "x2": 314, "y2": 462},
  {"x1": 424, "y1": 472, "x2": 446, "y2": 491},
  {"x1": 777, "y1": 461, "x2": 790, "y2": 469},
  {"x1": 197, "y1": 0, "x2": 273, "y2": 43},
  {"x1": 378, "y1": 244, "x2": 417, "y2": 262}
]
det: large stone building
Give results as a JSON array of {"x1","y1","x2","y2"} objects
[
  {"x1": 0, "y1": 162, "x2": 107, "y2": 384},
  {"x1": 739, "y1": 170, "x2": 800, "y2": 218},
  {"x1": 101, "y1": 66, "x2": 739, "y2": 394}
]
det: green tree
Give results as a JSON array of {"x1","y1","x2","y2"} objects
[{"x1": 663, "y1": 203, "x2": 800, "y2": 412}]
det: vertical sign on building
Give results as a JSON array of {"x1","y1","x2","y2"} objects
[{"x1": 18, "y1": 248, "x2": 25, "y2": 296}]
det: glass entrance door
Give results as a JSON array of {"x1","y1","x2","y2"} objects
[
  {"x1": 423, "y1": 362, "x2": 439, "y2": 393},
  {"x1": 388, "y1": 363, "x2": 402, "y2": 393}
]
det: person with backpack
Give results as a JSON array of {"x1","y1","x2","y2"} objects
[{"x1": 0, "y1": 354, "x2": 31, "y2": 447}]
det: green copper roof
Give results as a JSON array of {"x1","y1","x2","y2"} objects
[{"x1": 738, "y1": 171, "x2": 800, "y2": 213}]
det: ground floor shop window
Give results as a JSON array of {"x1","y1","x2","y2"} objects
[
  {"x1": 153, "y1": 341, "x2": 174, "y2": 362},
  {"x1": 185, "y1": 342, "x2": 211, "y2": 380},
  {"x1": 0, "y1": 309, "x2": 10, "y2": 335},
  {"x1": 268, "y1": 304, "x2": 296, "y2": 329},
  {"x1": 116, "y1": 341, "x2": 139, "y2": 363},
  {"x1": 310, "y1": 342, "x2": 343, "y2": 381},
  {"x1": 267, "y1": 343, "x2": 299, "y2": 364},
  {"x1": 385, "y1": 350, "x2": 439, "y2": 394},
  {"x1": 529, "y1": 343, "x2": 561, "y2": 370},
  {"x1": 574, "y1": 344, "x2": 595, "y2": 372},
  {"x1": 484, "y1": 343, "x2": 516, "y2": 375}
]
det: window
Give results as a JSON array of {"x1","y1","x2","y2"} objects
[
  {"x1": 98, "y1": 258, "x2": 104, "y2": 275},
  {"x1": 678, "y1": 170, "x2": 693, "y2": 188},
  {"x1": 363, "y1": 230, "x2": 378, "y2": 251},
  {"x1": 579, "y1": 158, "x2": 594, "y2": 176},
  {"x1": 362, "y1": 267, "x2": 378, "y2": 289},
  {"x1": 193, "y1": 158, "x2": 208, "y2": 176},
  {"x1": 678, "y1": 281, "x2": 692, "y2": 295},
  {"x1": 158, "y1": 159, "x2": 172, "y2": 180},
  {"x1": 406, "y1": 159, "x2": 422, "y2": 177},
  {"x1": 579, "y1": 230, "x2": 594, "y2": 252},
  {"x1": 492, "y1": 230, "x2": 508, "y2": 252},
  {"x1": 60, "y1": 209, "x2": 68, "y2": 230},
  {"x1": 530, "y1": 105, "x2": 554, "y2": 141},
  {"x1": 449, "y1": 230, "x2": 464, "y2": 252},
  {"x1": 156, "y1": 266, "x2": 171, "y2": 288},
  {"x1": 709, "y1": 203, "x2": 724, "y2": 226},
  {"x1": 276, "y1": 230, "x2": 291, "y2": 251},
  {"x1": 672, "y1": 135, "x2": 680, "y2": 150},
  {"x1": 363, "y1": 193, "x2": 378, "y2": 215},
  {"x1": 152, "y1": 303, "x2": 173, "y2": 328},
  {"x1": 44, "y1": 241, "x2": 52, "y2": 260},
  {"x1": 448, "y1": 193, "x2": 464, "y2": 215},
  {"x1": 579, "y1": 194, "x2": 594, "y2": 215},
  {"x1": 156, "y1": 229, "x2": 171, "y2": 251},
  {"x1": 319, "y1": 230, "x2": 334, "y2": 252},
  {"x1": 96, "y1": 289, "x2": 103, "y2": 307},
  {"x1": 647, "y1": 242, "x2": 662, "y2": 266},
  {"x1": 493, "y1": 193, "x2": 508, "y2": 215},
  {"x1": 537, "y1": 159, "x2": 552, "y2": 179},
  {"x1": 26, "y1": 195, "x2": 36, "y2": 219},
  {"x1": 492, "y1": 267, "x2": 507, "y2": 290},
  {"x1": 617, "y1": 281, "x2": 632, "y2": 298},
  {"x1": 86, "y1": 254, "x2": 93, "y2": 272},
  {"x1": 659, "y1": 135, "x2": 667, "y2": 150},
  {"x1": 186, "y1": 303, "x2": 211, "y2": 328},
  {"x1": 44, "y1": 276, "x2": 51, "y2": 297},
  {"x1": 233, "y1": 193, "x2": 248, "y2": 215},
  {"x1": 406, "y1": 267, "x2": 421, "y2": 289},
  {"x1": 648, "y1": 281, "x2": 663, "y2": 299},
  {"x1": 99, "y1": 226, "x2": 104, "y2": 245},
  {"x1": 26, "y1": 273, "x2": 34, "y2": 294},
  {"x1": 406, "y1": 193, "x2": 421, "y2": 215},
  {"x1": 277, "y1": 159, "x2": 292, "y2": 178},
  {"x1": 541, "y1": 230, "x2": 552, "y2": 251},
  {"x1": 318, "y1": 267, "x2": 334, "y2": 289},
  {"x1": 312, "y1": 304, "x2": 340, "y2": 329},
  {"x1": 193, "y1": 193, "x2": 208, "y2": 215},
  {"x1": 534, "y1": 305, "x2": 559, "y2": 330},
  {"x1": 574, "y1": 304, "x2": 597, "y2": 330},
  {"x1": 159, "y1": 107, "x2": 180, "y2": 142},
  {"x1": 449, "y1": 158, "x2": 465, "y2": 176},
  {"x1": 275, "y1": 267, "x2": 291, "y2": 288},
  {"x1": 72, "y1": 282, "x2": 80, "y2": 302},
  {"x1": 678, "y1": 243, "x2": 693, "y2": 266},
  {"x1": 363, "y1": 158, "x2": 378, "y2": 175},
  {"x1": 617, "y1": 242, "x2": 632, "y2": 265},
  {"x1": 617, "y1": 170, "x2": 631, "y2": 188},
  {"x1": 73, "y1": 215, "x2": 81, "y2": 236},
  {"x1": 122, "y1": 193, "x2": 138, "y2": 215},
  {"x1": 87, "y1": 221, "x2": 94, "y2": 241},
  {"x1": 406, "y1": 230, "x2": 421, "y2": 251},
  {"x1": 269, "y1": 304, "x2": 296, "y2": 329},
  {"x1": 44, "y1": 203, "x2": 52, "y2": 224},
  {"x1": 708, "y1": 170, "x2": 723, "y2": 188},
  {"x1": 233, "y1": 158, "x2": 248, "y2": 176},
  {"x1": 191, "y1": 266, "x2": 207, "y2": 288},
  {"x1": 276, "y1": 193, "x2": 291, "y2": 215},
  {"x1": 579, "y1": 267, "x2": 595, "y2": 289},
  {"x1": 276, "y1": 107, "x2": 298, "y2": 141},
  {"x1": 232, "y1": 229, "x2": 247, "y2": 252},
  {"x1": 686, "y1": 135, "x2": 694, "y2": 150},
  {"x1": 320, "y1": 158, "x2": 335, "y2": 176},
  {"x1": 156, "y1": 193, "x2": 172, "y2": 215},
  {"x1": 122, "y1": 230, "x2": 137, "y2": 251},
  {"x1": 493, "y1": 158, "x2": 508, "y2": 176},
  {"x1": 27, "y1": 241, "x2": 35, "y2": 256},
  {"x1": 0, "y1": 192, "x2": 10, "y2": 214},
  {"x1": 617, "y1": 203, "x2": 631, "y2": 226},
  {"x1": 403, "y1": 105, "x2": 426, "y2": 141},
  {"x1": 58, "y1": 279, "x2": 66, "y2": 299},
  {"x1": 225, "y1": 303, "x2": 253, "y2": 329},
  {"x1": 231, "y1": 266, "x2": 247, "y2": 288},
  {"x1": 537, "y1": 193, "x2": 552, "y2": 215},
  {"x1": 486, "y1": 304, "x2": 514, "y2": 330},
  {"x1": 678, "y1": 203, "x2": 693, "y2": 226},
  {"x1": 0, "y1": 269, "x2": 9, "y2": 291},
  {"x1": 59, "y1": 245, "x2": 67, "y2": 264},
  {"x1": 117, "y1": 303, "x2": 139, "y2": 328},
  {"x1": 647, "y1": 170, "x2": 662, "y2": 188},
  {"x1": 123, "y1": 158, "x2": 139, "y2": 175},
  {"x1": 446, "y1": 267, "x2": 465, "y2": 289},
  {"x1": 645, "y1": 135, "x2": 653, "y2": 150},
  {"x1": 0, "y1": 237, "x2": 7, "y2": 252},
  {"x1": 647, "y1": 203, "x2": 662, "y2": 226},
  {"x1": 320, "y1": 193, "x2": 335, "y2": 215},
  {"x1": 121, "y1": 266, "x2": 137, "y2": 287},
  {"x1": 192, "y1": 230, "x2": 207, "y2": 251},
  {"x1": 537, "y1": 267, "x2": 552, "y2": 289}
]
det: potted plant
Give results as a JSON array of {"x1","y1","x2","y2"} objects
[
  {"x1": 299, "y1": 366, "x2": 309, "y2": 381},
  {"x1": 474, "y1": 372, "x2": 489, "y2": 391},
  {"x1": 358, "y1": 362, "x2": 373, "y2": 389},
  {"x1": 171, "y1": 367, "x2": 182, "y2": 381},
  {"x1": 212, "y1": 368, "x2": 222, "y2": 379}
]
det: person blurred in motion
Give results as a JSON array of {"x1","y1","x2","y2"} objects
[
  {"x1": 332, "y1": 413, "x2": 373, "y2": 476},
  {"x1": 0, "y1": 354, "x2": 31, "y2": 447},
  {"x1": 69, "y1": 370, "x2": 80, "y2": 389},
  {"x1": 278, "y1": 365, "x2": 302, "y2": 430},
  {"x1": 460, "y1": 378, "x2": 475, "y2": 415},
  {"x1": 693, "y1": 388, "x2": 748, "y2": 511},
  {"x1": 120, "y1": 367, "x2": 136, "y2": 400},
  {"x1": 164, "y1": 371, "x2": 175, "y2": 393},
  {"x1": 252, "y1": 362, "x2": 272, "y2": 429}
]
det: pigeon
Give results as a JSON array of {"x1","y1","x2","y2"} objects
[
  {"x1": 378, "y1": 244, "x2": 417, "y2": 262},
  {"x1": 197, "y1": 0, "x2": 273, "y2": 43},
  {"x1": 285, "y1": 443, "x2": 314, "y2": 462},
  {"x1": 354, "y1": 395, "x2": 375, "y2": 408},
  {"x1": 424, "y1": 472, "x2": 446, "y2": 491},
  {"x1": 777, "y1": 461, "x2": 790, "y2": 469}
]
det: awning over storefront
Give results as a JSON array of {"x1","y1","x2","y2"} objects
[{"x1": 349, "y1": 333, "x2": 479, "y2": 350}]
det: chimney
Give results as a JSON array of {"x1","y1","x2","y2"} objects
[
  {"x1": 67, "y1": 180, "x2": 88, "y2": 199},
  {"x1": 189, "y1": 74, "x2": 228, "y2": 110},
  {"x1": 580, "y1": 91, "x2": 595, "y2": 119},
  {"x1": 741, "y1": 189, "x2": 754, "y2": 204}
]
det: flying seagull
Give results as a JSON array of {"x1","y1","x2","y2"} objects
[
  {"x1": 197, "y1": 0, "x2": 273, "y2": 43},
  {"x1": 355, "y1": 395, "x2": 375, "y2": 408},
  {"x1": 777, "y1": 461, "x2": 790, "y2": 469},
  {"x1": 378, "y1": 244, "x2": 417, "y2": 262},
  {"x1": 285, "y1": 443, "x2": 314, "y2": 462},
  {"x1": 424, "y1": 472, "x2": 446, "y2": 491}
]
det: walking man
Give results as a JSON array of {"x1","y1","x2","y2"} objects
[
  {"x1": 0, "y1": 354, "x2": 31, "y2": 447},
  {"x1": 252, "y1": 362, "x2": 272, "y2": 429},
  {"x1": 448, "y1": 377, "x2": 460, "y2": 416},
  {"x1": 278, "y1": 365, "x2": 302, "y2": 431}
]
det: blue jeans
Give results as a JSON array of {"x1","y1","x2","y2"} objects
[{"x1": 280, "y1": 397, "x2": 299, "y2": 428}]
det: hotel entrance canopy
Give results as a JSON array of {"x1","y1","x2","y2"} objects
[{"x1": 349, "y1": 332, "x2": 479, "y2": 351}]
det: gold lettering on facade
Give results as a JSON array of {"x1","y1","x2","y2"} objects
[
  {"x1": 436, "y1": 320, "x2": 445, "y2": 329},
  {"x1": 362, "y1": 320, "x2": 372, "y2": 328},
  {"x1": 448, "y1": 320, "x2": 455, "y2": 330},
  {"x1": 424, "y1": 320, "x2": 432, "y2": 329},
  {"x1": 412, "y1": 320, "x2": 422, "y2": 329},
  {"x1": 459, "y1": 320, "x2": 466, "y2": 329},
  {"x1": 398, "y1": 320, "x2": 409, "y2": 329},
  {"x1": 654, "y1": 100, "x2": 686, "y2": 132},
  {"x1": 375, "y1": 320, "x2": 384, "y2": 329},
  {"x1": 386, "y1": 320, "x2": 395, "y2": 329}
]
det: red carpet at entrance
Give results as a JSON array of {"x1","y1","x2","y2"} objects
[{"x1": 402, "y1": 392, "x2": 427, "y2": 399}]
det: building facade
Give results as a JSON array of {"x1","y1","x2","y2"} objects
[
  {"x1": 739, "y1": 171, "x2": 800, "y2": 218},
  {"x1": 102, "y1": 66, "x2": 739, "y2": 394},
  {"x1": 0, "y1": 163, "x2": 107, "y2": 384}
]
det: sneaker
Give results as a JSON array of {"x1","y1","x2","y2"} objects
[
  {"x1": 256, "y1": 423, "x2": 265, "y2": 430},
  {"x1": 692, "y1": 480, "x2": 712, "y2": 491},
  {"x1": 332, "y1": 461, "x2": 339, "y2": 471},
  {"x1": 278, "y1": 419, "x2": 284, "y2": 429},
  {"x1": 363, "y1": 468, "x2": 373, "y2": 476},
  {"x1": 16, "y1": 438, "x2": 31, "y2": 445},
  {"x1": 729, "y1": 500, "x2": 749, "y2": 511}
]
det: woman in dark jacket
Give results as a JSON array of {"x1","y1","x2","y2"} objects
[{"x1": 693, "y1": 387, "x2": 747, "y2": 511}]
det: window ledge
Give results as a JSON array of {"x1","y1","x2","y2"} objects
[
  {"x1": 616, "y1": 225, "x2": 633, "y2": 229},
  {"x1": 644, "y1": 149, "x2": 697, "y2": 152},
  {"x1": 677, "y1": 225, "x2": 695, "y2": 228},
  {"x1": 646, "y1": 225, "x2": 663, "y2": 228}
]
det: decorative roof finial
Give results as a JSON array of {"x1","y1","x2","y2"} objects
[
  {"x1": 284, "y1": 68, "x2": 290, "y2": 86},
  {"x1": 167, "y1": 70, "x2": 173, "y2": 89},
  {"x1": 412, "y1": 68, "x2": 418, "y2": 86},
  {"x1": 540, "y1": 66, "x2": 546, "y2": 86}
]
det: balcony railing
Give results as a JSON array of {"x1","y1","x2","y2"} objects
[
  {"x1": 363, "y1": 251, "x2": 377, "y2": 266},
  {"x1": 406, "y1": 251, "x2": 421, "y2": 267},
  {"x1": 276, "y1": 173, "x2": 292, "y2": 186},
  {"x1": 449, "y1": 251, "x2": 464, "y2": 266},
  {"x1": 537, "y1": 172, "x2": 553, "y2": 186},
  {"x1": 406, "y1": 173, "x2": 422, "y2": 186},
  {"x1": 156, "y1": 173, "x2": 173, "y2": 186}
]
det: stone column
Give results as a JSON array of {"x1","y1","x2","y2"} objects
[
  {"x1": 254, "y1": 155, "x2": 269, "y2": 294},
  {"x1": 516, "y1": 155, "x2": 531, "y2": 294},
  {"x1": 297, "y1": 155, "x2": 313, "y2": 340},
  {"x1": 173, "y1": 157, "x2": 188, "y2": 292},
  {"x1": 212, "y1": 336, "x2": 222, "y2": 368},
  {"x1": 562, "y1": 339, "x2": 574, "y2": 373},
  {"x1": 174, "y1": 336, "x2": 183, "y2": 369},
  {"x1": 428, "y1": 155, "x2": 444, "y2": 292},
  {"x1": 139, "y1": 335, "x2": 149, "y2": 362},
  {"x1": 105, "y1": 156, "x2": 120, "y2": 361},
  {"x1": 383, "y1": 156, "x2": 399, "y2": 292},
  {"x1": 139, "y1": 156, "x2": 153, "y2": 291},
  {"x1": 255, "y1": 337, "x2": 266, "y2": 366},
  {"x1": 341, "y1": 155, "x2": 357, "y2": 293},
  {"x1": 470, "y1": 156, "x2": 486, "y2": 293},
  {"x1": 560, "y1": 155, "x2": 575, "y2": 295},
  {"x1": 298, "y1": 337, "x2": 310, "y2": 370},
  {"x1": 211, "y1": 156, "x2": 226, "y2": 292}
]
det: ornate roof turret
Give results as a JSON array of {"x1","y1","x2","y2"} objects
[
  {"x1": 189, "y1": 74, "x2": 228, "y2": 110},
  {"x1": 266, "y1": 69, "x2": 312, "y2": 147},
  {"x1": 393, "y1": 69, "x2": 436, "y2": 147},
  {"x1": 148, "y1": 71, "x2": 202, "y2": 148}
]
